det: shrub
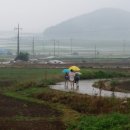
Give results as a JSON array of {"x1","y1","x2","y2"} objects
[
  {"x1": 68, "y1": 113, "x2": 130, "y2": 130},
  {"x1": 15, "y1": 52, "x2": 29, "y2": 61},
  {"x1": 80, "y1": 70, "x2": 130, "y2": 79}
]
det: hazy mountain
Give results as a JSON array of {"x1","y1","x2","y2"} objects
[{"x1": 43, "y1": 8, "x2": 130, "y2": 40}]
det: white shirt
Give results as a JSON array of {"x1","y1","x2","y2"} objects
[{"x1": 69, "y1": 72, "x2": 75, "y2": 81}]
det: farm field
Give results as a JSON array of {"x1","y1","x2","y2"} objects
[{"x1": 0, "y1": 67, "x2": 130, "y2": 130}]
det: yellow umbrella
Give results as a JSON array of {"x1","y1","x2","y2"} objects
[{"x1": 69, "y1": 66, "x2": 80, "y2": 71}]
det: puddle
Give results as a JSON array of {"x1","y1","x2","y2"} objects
[{"x1": 51, "y1": 80, "x2": 130, "y2": 98}]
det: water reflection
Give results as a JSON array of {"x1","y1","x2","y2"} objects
[
  {"x1": 111, "y1": 92, "x2": 115, "y2": 98},
  {"x1": 51, "y1": 80, "x2": 130, "y2": 98},
  {"x1": 64, "y1": 84, "x2": 79, "y2": 91}
]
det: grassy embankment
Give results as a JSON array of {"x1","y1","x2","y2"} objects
[{"x1": 0, "y1": 67, "x2": 130, "y2": 130}]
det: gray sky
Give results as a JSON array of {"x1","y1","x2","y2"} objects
[{"x1": 0, "y1": 0, "x2": 130, "y2": 33}]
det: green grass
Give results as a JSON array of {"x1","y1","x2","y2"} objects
[
  {"x1": 0, "y1": 67, "x2": 130, "y2": 129},
  {"x1": 80, "y1": 69, "x2": 130, "y2": 79},
  {"x1": 0, "y1": 67, "x2": 63, "y2": 93},
  {"x1": 0, "y1": 68, "x2": 62, "y2": 81},
  {"x1": 0, "y1": 68, "x2": 129, "y2": 84},
  {"x1": 68, "y1": 113, "x2": 130, "y2": 130}
]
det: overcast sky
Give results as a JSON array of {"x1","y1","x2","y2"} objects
[{"x1": 0, "y1": 0, "x2": 130, "y2": 33}]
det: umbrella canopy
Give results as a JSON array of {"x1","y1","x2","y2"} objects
[
  {"x1": 69, "y1": 66, "x2": 80, "y2": 71},
  {"x1": 63, "y1": 69, "x2": 70, "y2": 73}
]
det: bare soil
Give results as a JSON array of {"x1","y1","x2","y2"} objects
[
  {"x1": 0, "y1": 94, "x2": 66, "y2": 130},
  {"x1": 116, "y1": 81, "x2": 130, "y2": 92},
  {"x1": 0, "y1": 120, "x2": 65, "y2": 130},
  {"x1": 94, "y1": 80, "x2": 130, "y2": 92}
]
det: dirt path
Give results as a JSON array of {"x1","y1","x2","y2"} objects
[
  {"x1": 51, "y1": 80, "x2": 130, "y2": 98},
  {"x1": 0, "y1": 94, "x2": 65, "y2": 130}
]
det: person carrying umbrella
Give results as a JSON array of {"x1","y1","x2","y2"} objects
[
  {"x1": 69, "y1": 66, "x2": 80, "y2": 89},
  {"x1": 74, "y1": 72, "x2": 80, "y2": 89},
  {"x1": 69, "y1": 69, "x2": 75, "y2": 89},
  {"x1": 64, "y1": 72, "x2": 69, "y2": 88},
  {"x1": 63, "y1": 69, "x2": 70, "y2": 88}
]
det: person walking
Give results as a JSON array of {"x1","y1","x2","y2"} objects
[
  {"x1": 64, "y1": 72, "x2": 69, "y2": 88},
  {"x1": 74, "y1": 73, "x2": 80, "y2": 90},
  {"x1": 69, "y1": 69, "x2": 75, "y2": 89}
]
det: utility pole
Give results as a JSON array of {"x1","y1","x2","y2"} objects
[
  {"x1": 57, "y1": 40, "x2": 60, "y2": 57},
  {"x1": 53, "y1": 40, "x2": 56, "y2": 56},
  {"x1": 32, "y1": 36, "x2": 35, "y2": 57},
  {"x1": 123, "y1": 40, "x2": 126, "y2": 57},
  {"x1": 15, "y1": 24, "x2": 22, "y2": 56},
  {"x1": 94, "y1": 44, "x2": 97, "y2": 59},
  {"x1": 42, "y1": 40, "x2": 44, "y2": 55},
  {"x1": 70, "y1": 38, "x2": 73, "y2": 55}
]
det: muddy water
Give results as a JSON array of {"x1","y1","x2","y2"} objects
[{"x1": 50, "y1": 80, "x2": 130, "y2": 98}]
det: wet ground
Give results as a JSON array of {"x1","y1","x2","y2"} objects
[
  {"x1": 51, "y1": 80, "x2": 130, "y2": 98},
  {"x1": 0, "y1": 120, "x2": 65, "y2": 130},
  {"x1": 0, "y1": 94, "x2": 65, "y2": 130}
]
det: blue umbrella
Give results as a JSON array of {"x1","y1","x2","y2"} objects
[{"x1": 63, "y1": 69, "x2": 70, "y2": 73}]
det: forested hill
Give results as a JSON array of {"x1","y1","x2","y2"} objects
[{"x1": 43, "y1": 8, "x2": 130, "y2": 40}]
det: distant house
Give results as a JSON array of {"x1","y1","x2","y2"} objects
[
  {"x1": 47, "y1": 60, "x2": 64, "y2": 64},
  {"x1": 0, "y1": 48, "x2": 12, "y2": 55}
]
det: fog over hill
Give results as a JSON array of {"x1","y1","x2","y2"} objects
[{"x1": 43, "y1": 8, "x2": 130, "y2": 40}]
